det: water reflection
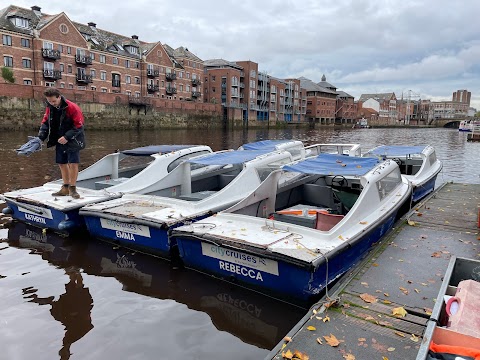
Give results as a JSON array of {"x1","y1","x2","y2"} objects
[{"x1": 5, "y1": 222, "x2": 305, "y2": 353}]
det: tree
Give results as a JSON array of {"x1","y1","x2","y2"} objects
[{"x1": 1, "y1": 66, "x2": 15, "y2": 83}]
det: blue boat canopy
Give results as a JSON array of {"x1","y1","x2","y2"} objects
[
  {"x1": 240, "y1": 140, "x2": 291, "y2": 151},
  {"x1": 188, "y1": 150, "x2": 269, "y2": 165},
  {"x1": 121, "y1": 145, "x2": 196, "y2": 156},
  {"x1": 283, "y1": 153, "x2": 379, "y2": 176},
  {"x1": 365, "y1": 145, "x2": 427, "y2": 157}
]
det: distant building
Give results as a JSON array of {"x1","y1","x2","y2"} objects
[
  {"x1": 203, "y1": 59, "x2": 306, "y2": 124},
  {"x1": 358, "y1": 93, "x2": 397, "y2": 124},
  {"x1": 299, "y1": 76, "x2": 337, "y2": 124}
]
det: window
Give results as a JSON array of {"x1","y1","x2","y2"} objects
[
  {"x1": 60, "y1": 83, "x2": 65, "y2": 88},
  {"x1": 43, "y1": 62, "x2": 53, "y2": 71},
  {"x1": 3, "y1": 56, "x2": 13, "y2": 67},
  {"x1": 125, "y1": 59, "x2": 130, "y2": 68},
  {"x1": 21, "y1": 38, "x2": 30, "y2": 48},
  {"x1": 100, "y1": 54, "x2": 106, "y2": 63},
  {"x1": 45, "y1": 81, "x2": 56, "y2": 87},
  {"x1": 60, "y1": 64, "x2": 64, "y2": 72},
  {"x1": 179, "y1": 72, "x2": 183, "y2": 79},
  {"x1": 211, "y1": 75, "x2": 216, "y2": 81},
  {"x1": 58, "y1": 44, "x2": 63, "y2": 53},
  {"x1": 23, "y1": 79, "x2": 32, "y2": 85},
  {"x1": 112, "y1": 57, "x2": 118, "y2": 65},
  {"x1": 90, "y1": 53, "x2": 95, "y2": 60},
  {"x1": 126, "y1": 90, "x2": 131, "y2": 96},
  {"x1": 13, "y1": 17, "x2": 29, "y2": 28},
  {"x1": 67, "y1": 46, "x2": 71, "y2": 54},
  {"x1": 100, "y1": 71, "x2": 106, "y2": 80},
  {"x1": 90, "y1": 69, "x2": 96, "y2": 78},
  {"x1": 134, "y1": 77, "x2": 140, "y2": 84},
  {"x1": 43, "y1": 41, "x2": 53, "y2": 50},
  {"x1": 59, "y1": 24, "x2": 68, "y2": 34},
  {"x1": 22, "y1": 58, "x2": 31, "y2": 68},
  {"x1": 68, "y1": 83, "x2": 74, "y2": 89},
  {"x1": 186, "y1": 85, "x2": 190, "y2": 92},
  {"x1": 126, "y1": 75, "x2": 131, "y2": 84},
  {"x1": 67, "y1": 65, "x2": 72, "y2": 74},
  {"x1": 179, "y1": 84, "x2": 183, "y2": 91},
  {"x1": 101, "y1": 88, "x2": 107, "y2": 93},
  {"x1": 135, "y1": 61, "x2": 139, "y2": 69},
  {"x1": 91, "y1": 86, "x2": 96, "y2": 91},
  {"x1": 250, "y1": 70, "x2": 256, "y2": 77},
  {"x1": 3, "y1": 35, "x2": 12, "y2": 46}
]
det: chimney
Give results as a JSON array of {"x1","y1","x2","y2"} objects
[
  {"x1": 31, "y1": 5, "x2": 41, "y2": 17},
  {"x1": 132, "y1": 35, "x2": 138, "y2": 40},
  {"x1": 88, "y1": 22, "x2": 96, "y2": 28}
]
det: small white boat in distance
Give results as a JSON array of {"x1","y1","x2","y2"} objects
[
  {"x1": 459, "y1": 119, "x2": 480, "y2": 132},
  {"x1": 364, "y1": 145, "x2": 442, "y2": 203},
  {"x1": 1, "y1": 145, "x2": 213, "y2": 233}
]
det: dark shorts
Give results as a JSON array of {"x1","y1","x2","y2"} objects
[{"x1": 55, "y1": 145, "x2": 80, "y2": 164}]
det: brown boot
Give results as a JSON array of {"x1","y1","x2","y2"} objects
[
  {"x1": 52, "y1": 184, "x2": 69, "y2": 196},
  {"x1": 69, "y1": 185, "x2": 80, "y2": 199}
]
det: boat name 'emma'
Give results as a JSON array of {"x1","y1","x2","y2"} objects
[{"x1": 100, "y1": 218, "x2": 151, "y2": 238}]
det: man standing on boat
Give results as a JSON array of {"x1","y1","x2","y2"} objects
[{"x1": 38, "y1": 88, "x2": 85, "y2": 199}]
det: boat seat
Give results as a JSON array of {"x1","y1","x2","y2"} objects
[
  {"x1": 315, "y1": 210, "x2": 344, "y2": 231},
  {"x1": 178, "y1": 190, "x2": 217, "y2": 201},
  {"x1": 94, "y1": 177, "x2": 129, "y2": 190}
]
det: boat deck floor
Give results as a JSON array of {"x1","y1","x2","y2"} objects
[{"x1": 267, "y1": 182, "x2": 480, "y2": 360}]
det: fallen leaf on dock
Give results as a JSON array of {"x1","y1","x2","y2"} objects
[
  {"x1": 284, "y1": 336, "x2": 292, "y2": 343},
  {"x1": 316, "y1": 337, "x2": 323, "y2": 344},
  {"x1": 387, "y1": 347, "x2": 395, "y2": 352},
  {"x1": 358, "y1": 338, "x2": 366, "y2": 342},
  {"x1": 343, "y1": 354, "x2": 355, "y2": 360},
  {"x1": 399, "y1": 287, "x2": 409, "y2": 295},
  {"x1": 410, "y1": 334, "x2": 419, "y2": 342},
  {"x1": 407, "y1": 220, "x2": 416, "y2": 226},
  {"x1": 323, "y1": 334, "x2": 342, "y2": 347},
  {"x1": 431, "y1": 252, "x2": 442, "y2": 258},
  {"x1": 293, "y1": 350, "x2": 309, "y2": 360},
  {"x1": 282, "y1": 349, "x2": 293, "y2": 359},
  {"x1": 323, "y1": 316, "x2": 330, "y2": 322},
  {"x1": 394, "y1": 331, "x2": 406, "y2": 337},
  {"x1": 424, "y1": 308, "x2": 432, "y2": 315},
  {"x1": 360, "y1": 293, "x2": 377, "y2": 303},
  {"x1": 392, "y1": 307, "x2": 408, "y2": 317},
  {"x1": 383, "y1": 299, "x2": 392, "y2": 304},
  {"x1": 306, "y1": 326, "x2": 316, "y2": 331}
]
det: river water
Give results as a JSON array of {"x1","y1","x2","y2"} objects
[{"x1": 0, "y1": 127, "x2": 478, "y2": 360}]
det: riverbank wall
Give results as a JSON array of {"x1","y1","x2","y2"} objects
[{"x1": 0, "y1": 83, "x2": 315, "y2": 130}]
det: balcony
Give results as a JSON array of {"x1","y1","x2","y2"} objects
[
  {"x1": 76, "y1": 74, "x2": 93, "y2": 83},
  {"x1": 43, "y1": 69, "x2": 62, "y2": 80},
  {"x1": 75, "y1": 55, "x2": 92, "y2": 65},
  {"x1": 166, "y1": 73, "x2": 177, "y2": 81},
  {"x1": 166, "y1": 86, "x2": 177, "y2": 95},
  {"x1": 147, "y1": 84, "x2": 159, "y2": 93},
  {"x1": 191, "y1": 91, "x2": 201, "y2": 98},
  {"x1": 42, "y1": 48, "x2": 61, "y2": 60},
  {"x1": 112, "y1": 79, "x2": 121, "y2": 87},
  {"x1": 147, "y1": 68, "x2": 160, "y2": 77},
  {"x1": 191, "y1": 78, "x2": 201, "y2": 86}
]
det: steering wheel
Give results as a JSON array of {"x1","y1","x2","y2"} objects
[
  {"x1": 392, "y1": 157, "x2": 402, "y2": 166},
  {"x1": 331, "y1": 175, "x2": 348, "y2": 187}
]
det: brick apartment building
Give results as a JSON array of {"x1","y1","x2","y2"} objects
[
  {"x1": 358, "y1": 93, "x2": 398, "y2": 124},
  {"x1": 0, "y1": 5, "x2": 203, "y2": 102},
  {"x1": 203, "y1": 59, "x2": 307, "y2": 124}
]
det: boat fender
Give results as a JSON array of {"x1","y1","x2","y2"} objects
[
  {"x1": 2, "y1": 206, "x2": 13, "y2": 215},
  {"x1": 58, "y1": 220, "x2": 76, "y2": 232}
]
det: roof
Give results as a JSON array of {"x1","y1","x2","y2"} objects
[
  {"x1": 317, "y1": 74, "x2": 336, "y2": 90},
  {"x1": 203, "y1": 58, "x2": 243, "y2": 70},
  {"x1": 0, "y1": 4, "x2": 192, "y2": 65},
  {"x1": 188, "y1": 150, "x2": 271, "y2": 165},
  {"x1": 299, "y1": 77, "x2": 337, "y2": 95},
  {"x1": 364, "y1": 145, "x2": 428, "y2": 157},
  {"x1": 337, "y1": 90, "x2": 354, "y2": 99},
  {"x1": 359, "y1": 93, "x2": 396, "y2": 102}
]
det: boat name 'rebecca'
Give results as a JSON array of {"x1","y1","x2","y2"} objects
[
  {"x1": 219, "y1": 260, "x2": 264, "y2": 281},
  {"x1": 24, "y1": 213, "x2": 46, "y2": 224},
  {"x1": 116, "y1": 231, "x2": 136, "y2": 241}
]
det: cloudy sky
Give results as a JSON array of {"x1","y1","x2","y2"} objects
[{"x1": 12, "y1": 0, "x2": 480, "y2": 110}]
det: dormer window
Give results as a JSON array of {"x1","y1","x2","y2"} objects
[
  {"x1": 11, "y1": 17, "x2": 30, "y2": 28},
  {"x1": 125, "y1": 46, "x2": 138, "y2": 55}
]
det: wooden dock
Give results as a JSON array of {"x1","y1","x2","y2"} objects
[{"x1": 266, "y1": 182, "x2": 480, "y2": 360}]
